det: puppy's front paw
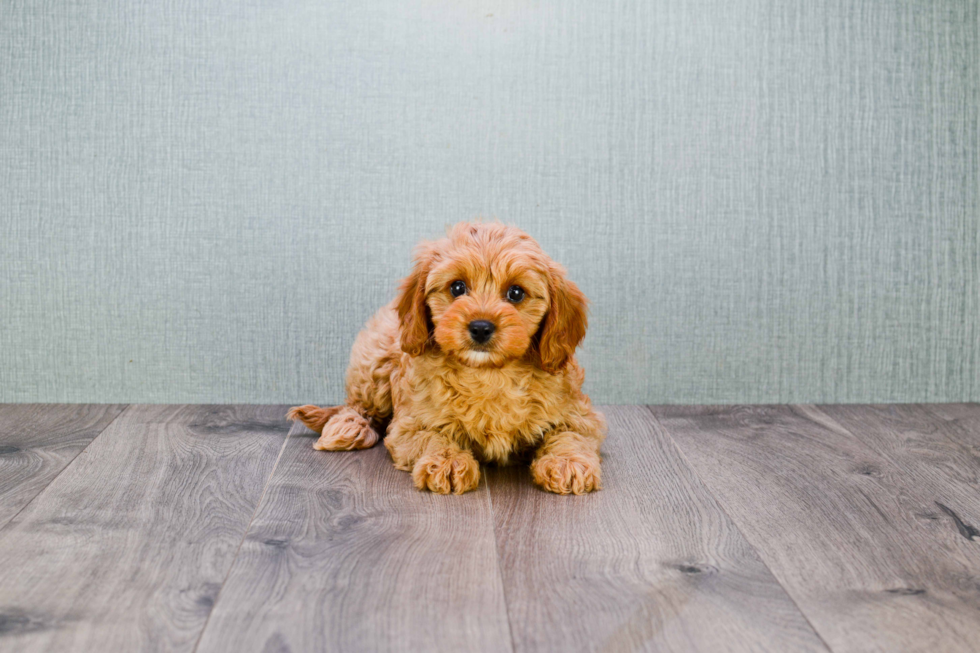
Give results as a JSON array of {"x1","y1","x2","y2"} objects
[
  {"x1": 313, "y1": 407, "x2": 378, "y2": 451},
  {"x1": 532, "y1": 451, "x2": 602, "y2": 495},
  {"x1": 412, "y1": 448, "x2": 480, "y2": 495}
]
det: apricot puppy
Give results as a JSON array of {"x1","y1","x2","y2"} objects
[{"x1": 288, "y1": 222, "x2": 606, "y2": 495}]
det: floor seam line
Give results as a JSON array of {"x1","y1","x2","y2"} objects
[
  {"x1": 643, "y1": 405, "x2": 836, "y2": 653},
  {"x1": 486, "y1": 472, "x2": 519, "y2": 653},
  {"x1": 191, "y1": 415, "x2": 296, "y2": 653},
  {"x1": 0, "y1": 403, "x2": 132, "y2": 533}
]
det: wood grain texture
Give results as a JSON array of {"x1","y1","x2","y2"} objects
[
  {"x1": 815, "y1": 404, "x2": 980, "y2": 531},
  {"x1": 195, "y1": 424, "x2": 512, "y2": 653},
  {"x1": 919, "y1": 403, "x2": 980, "y2": 464},
  {"x1": 0, "y1": 404, "x2": 126, "y2": 527},
  {"x1": 651, "y1": 405, "x2": 980, "y2": 653},
  {"x1": 0, "y1": 404, "x2": 290, "y2": 652},
  {"x1": 487, "y1": 406, "x2": 827, "y2": 653}
]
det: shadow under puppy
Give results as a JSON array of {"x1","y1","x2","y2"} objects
[{"x1": 288, "y1": 222, "x2": 606, "y2": 494}]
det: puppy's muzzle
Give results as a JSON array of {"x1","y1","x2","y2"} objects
[{"x1": 468, "y1": 320, "x2": 495, "y2": 345}]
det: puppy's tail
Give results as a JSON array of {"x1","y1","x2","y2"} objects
[{"x1": 286, "y1": 404, "x2": 344, "y2": 434}]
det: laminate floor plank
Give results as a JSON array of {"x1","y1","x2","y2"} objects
[
  {"x1": 815, "y1": 404, "x2": 980, "y2": 537},
  {"x1": 195, "y1": 423, "x2": 512, "y2": 653},
  {"x1": 487, "y1": 406, "x2": 828, "y2": 653},
  {"x1": 651, "y1": 405, "x2": 980, "y2": 653},
  {"x1": 919, "y1": 403, "x2": 980, "y2": 465},
  {"x1": 0, "y1": 404, "x2": 126, "y2": 527},
  {"x1": 0, "y1": 404, "x2": 291, "y2": 652}
]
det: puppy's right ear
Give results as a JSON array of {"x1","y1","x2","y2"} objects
[{"x1": 396, "y1": 245, "x2": 434, "y2": 355}]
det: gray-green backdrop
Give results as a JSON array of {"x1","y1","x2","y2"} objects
[{"x1": 2, "y1": 0, "x2": 977, "y2": 404}]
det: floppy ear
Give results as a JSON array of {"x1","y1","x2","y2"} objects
[
  {"x1": 395, "y1": 247, "x2": 434, "y2": 355},
  {"x1": 533, "y1": 266, "x2": 589, "y2": 373}
]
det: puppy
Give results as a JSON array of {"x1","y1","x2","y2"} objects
[{"x1": 288, "y1": 222, "x2": 606, "y2": 495}]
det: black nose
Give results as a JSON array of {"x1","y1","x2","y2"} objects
[{"x1": 468, "y1": 320, "x2": 496, "y2": 344}]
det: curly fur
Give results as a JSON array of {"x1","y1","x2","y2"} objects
[{"x1": 289, "y1": 222, "x2": 606, "y2": 495}]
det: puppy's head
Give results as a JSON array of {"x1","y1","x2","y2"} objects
[{"x1": 396, "y1": 222, "x2": 588, "y2": 372}]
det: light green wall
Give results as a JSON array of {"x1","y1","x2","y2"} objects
[{"x1": 1, "y1": 0, "x2": 977, "y2": 404}]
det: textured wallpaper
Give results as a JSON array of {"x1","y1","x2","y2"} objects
[{"x1": 1, "y1": 0, "x2": 977, "y2": 404}]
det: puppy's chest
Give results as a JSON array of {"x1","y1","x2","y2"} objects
[{"x1": 426, "y1": 366, "x2": 562, "y2": 457}]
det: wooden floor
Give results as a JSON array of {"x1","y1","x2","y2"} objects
[{"x1": 0, "y1": 405, "x2": 978, "y2": 652}]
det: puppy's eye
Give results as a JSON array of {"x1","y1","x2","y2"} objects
[
  {"x1": 506, "y1": 285, "x2": 525, "y2": 303},
  {"x1": 450, "y1": 280, "x2": 467, "y2": 298}
]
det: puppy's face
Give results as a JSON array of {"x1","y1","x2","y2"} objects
[
  {"x1": 397, "y1": 223, "x2": 588, "y2": 372},
  {"x1": 426, "y1": 245, "x2": 550, "y2": 368}
]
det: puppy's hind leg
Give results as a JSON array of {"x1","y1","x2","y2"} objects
[
  {"x1": 286, "y1": 404, "x2": 342, "y2": 433},
  {"x1": 288, "y1": 303, "x2": 399, "y2": 452},
  {"x1": 286, "y1": 404, "x2": 379, "y2": 450}
]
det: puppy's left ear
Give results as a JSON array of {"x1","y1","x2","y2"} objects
[
  {"x1": 533, "y1": 265, "x2": 588, "y2": 374},
  {"x1": 396, "y1": 244, "x2": 435, "y2": 355}
]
